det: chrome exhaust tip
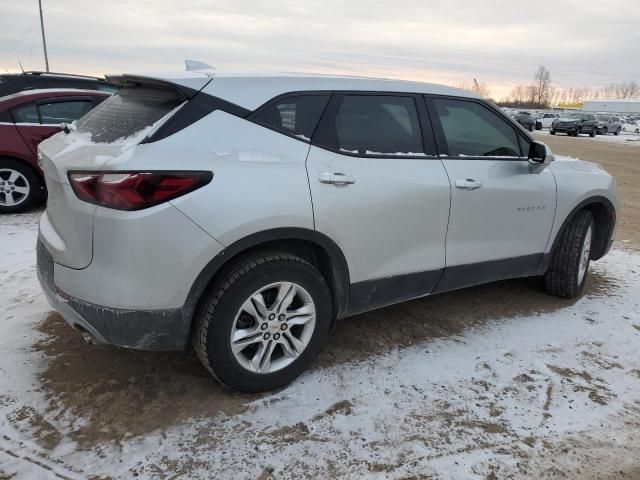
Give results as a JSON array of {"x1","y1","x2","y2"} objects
[{"x1": 80, "y1": 330, "x2": 96, "y2": 345}]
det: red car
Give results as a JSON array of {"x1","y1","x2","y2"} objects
[{"x1": 0, "y1": 89, "x2": 110, "y2": 213}]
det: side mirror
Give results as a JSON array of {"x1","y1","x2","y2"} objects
[
  {"x1": 528, "y1": 141, "x2": 553, "y2": 172},
  {"x1": 528, "y1": 141, "x2": 546, "y2": 164}
]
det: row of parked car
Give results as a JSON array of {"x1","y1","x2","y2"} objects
[
  {"x1": 0, "y1": 72, "x2": 116, "y2": 213},
  {"x1": 510, "y1": 109, "x2": 640, "y2": 137}
]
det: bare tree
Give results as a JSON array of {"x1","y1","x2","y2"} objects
[
  {"x1": 457, "y1": 79, "x2": 491, "y2": 98},
  {"x1": 472, "y1": 78, "x2": 491, "y2": 98},
  {"x1": 532, "y1": 65, "x2": 552, "y2": 108},
  {"x1": 498, "y1": 73, "x2": 639, "y2": 107}
]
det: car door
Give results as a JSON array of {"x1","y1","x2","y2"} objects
[
  {"x1": 425, "y1": 96, "x2": 556, "y2": 291},
  {"x1": 10, "y1": 102, "x2": 58, "y2": 155},
  {"x1": 306, "y1": 93, "x2": 451, "y2": 313}
]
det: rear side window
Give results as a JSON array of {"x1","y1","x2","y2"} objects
[
  {"x1": 76, "y1": 86, "x2": 183, "y2": 143},
  {"x1": 432, "y1": 98, "x2": 521, "y2": 157},
  {"x1": 315, "y1": 95, "x2": 425, "y2": 156},
  {"x1": 11, "y1": 103, "x2": 39, "y2": 123},
  {"x1": 38, "y1": 100, "x2": 94, "y2": 124},
  {"x1": 251, "y1": 95, "x2": 329, "y2": 141}
]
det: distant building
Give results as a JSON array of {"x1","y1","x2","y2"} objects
[{"x1": 582, "y1": 99, "x2": 640, "y2": 114}]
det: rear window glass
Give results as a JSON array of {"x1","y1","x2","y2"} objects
[
  {"x1": 39, "y1": 100, "x2": 94, "y2": 124},
  {"x1": 251, "y1": 95, "x2": 329, "y2": 141},
  {"x1": 76, "y1": 86, "x2": 183, "y2": 143}
]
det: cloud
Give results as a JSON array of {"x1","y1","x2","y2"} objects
[{"x1": 1, "y1": 0, "x2": 638, "y2": 99}]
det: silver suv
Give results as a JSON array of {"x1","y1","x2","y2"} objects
[
  {"x1": 596, "y1": 114, "x2": 623, "y2": 135},
  {"x1": 37, "y1": 66, "x2": 618, "y2": 392}
]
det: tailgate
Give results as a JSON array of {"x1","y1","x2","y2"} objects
[
  {"x1": 38, "y1": 132, "x2": 131, "y2": 269},
  {"x1": 37, "y1": 80, "x2": 188, "y2": 269}
]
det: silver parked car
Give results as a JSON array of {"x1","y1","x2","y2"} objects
[
  {"x1": 37, "y1": 66, "x2": 618, "y2": 392},
  {"x1": 596, "y1": 114, "x2": 623, "y2": 135}
]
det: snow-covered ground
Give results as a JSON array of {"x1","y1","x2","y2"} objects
[{"x1": 1, "y1": 213, "x2": 640, "y2": 479}]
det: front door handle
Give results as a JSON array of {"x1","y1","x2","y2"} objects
[
  {"x1": 455, "y1": 178, "x2": 483, "y2": 190},
  {"x1": 319, "y1": 172, "x2": 356, "y2": 186}
]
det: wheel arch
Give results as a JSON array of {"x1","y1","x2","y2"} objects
[
  {"x1": 550, "y1": 196, "x2": 616, "y2": 262},
  {"x1": 0, "y1": 154, "x2": 45, "y2": 183},
  {"x1": 181, "y1": 228, "x2": 350, "y2": 337}
]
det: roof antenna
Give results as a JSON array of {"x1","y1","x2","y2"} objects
[
  {"x1": 38, "y1": 0, "x2": 50, "y2": 72},
  {"x1": 18, "y1": 60, "x2": 25, "y2": 73}
]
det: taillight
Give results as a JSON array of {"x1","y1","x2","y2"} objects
[{"x1": 68, "y1": 171, "x2": 212, "y2": 211}]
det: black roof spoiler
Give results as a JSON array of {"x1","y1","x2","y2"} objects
[{"x1": 105, "y1": 74, "x2": 202, "y2": 100}]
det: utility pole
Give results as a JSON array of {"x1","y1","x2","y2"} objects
[{"x1": 38, "y1": 0, "x2": 50, "y2": 72}]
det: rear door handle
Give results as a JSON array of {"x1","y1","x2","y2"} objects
[
  {"x1": 455, "y1": 178, "x2": 483, "y2": 190},
  {"x1": 319, "y1": 172, "x2": 356, "y2": 186}
]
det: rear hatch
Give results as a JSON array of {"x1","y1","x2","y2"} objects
[{"x1": 38, "y1": 79, "x2": 199, "y2": 269}]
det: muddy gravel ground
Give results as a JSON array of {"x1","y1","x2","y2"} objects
[{"x1": 1, "y1": 134, "x2": 640, "y2": 479}]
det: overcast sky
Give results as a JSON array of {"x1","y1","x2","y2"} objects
[{"x1": 1, "y1": 0, "x2": 638, "y2": 99}]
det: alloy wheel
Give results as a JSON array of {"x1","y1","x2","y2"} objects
[
  {"x1": 230, "y1": 281, "x2": 316, "y2": 374},
  {"x1": 578, "y1": 225, "x2": 592, "y2": 285},
  {"x1": 0, "y1": 169, "x2": 31, "y2": 207}
]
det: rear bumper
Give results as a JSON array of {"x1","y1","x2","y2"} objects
[{"x1": 37, "y1": 242, "x2": 191, "y2": 351}]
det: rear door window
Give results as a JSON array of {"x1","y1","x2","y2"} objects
[
  {"x1": 11, "y1": 103, "x2": 39, "y2": 123},
  {"x1": 76, "y1": 86, "x2": 184, "y2": 143},
  {"x1": 251, "y1": 94, "x2": 330, "y2": 141},
  {"x1": 430, "y1": 98, "x2": 521, "y2": 157},
  {"x1": 314, "y1": 95, "x2": 426, "y2": 156},
  {"x1": 38, "y1": 100, "x2": 94, "y2": 124}
]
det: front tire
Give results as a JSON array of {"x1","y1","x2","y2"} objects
[
  {"x1": 544, "y1": 210, "x2": 594, "y2": 298},
  {"x1": 589, "y1": 128, "x2": 596, "y2": 137},
  {"x1": 550, "y1": 130, "x2": 556, "y2": 135},
  {"x1": 0, "y1": 159, "x2": 44, "y2": 214},
  {"x1": 614, "y1": 128, "x2": 620, "y2": 136},
  {"x1": 193, "y1": 251, "x2": 332, "y2": 392}
]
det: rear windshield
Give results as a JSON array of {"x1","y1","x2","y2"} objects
[{"x1": 76, "y1": 86, "x2": 183, "y2": 143}]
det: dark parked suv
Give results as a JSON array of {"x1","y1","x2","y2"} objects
[
  {"x1": 513, "y1": 111, "x2": 536, "y2": 131},
  {"x1": 596, "y1": 115, "x2": 623, "y2": 135},
  {"x1": 550, "y1": 112, "x2": 598, "y2": 137},
  {"x1": 0, "y1": 71, "x2": 116, "y2": 97}
]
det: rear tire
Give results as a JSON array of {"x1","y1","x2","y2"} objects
[
  {"x1": 614, "y1": 128, "x2": 620, "y2": 136},
  {"x1": 529, "y1": 123, "x2": 535, "y2": 132},
  {"x1": 544, "y1": 210, "x2": 594, "y2": 298},
  {"x1": 550, "y1": 130, "x2": 556, "y2": 135},
  {"x1": 0, "y1": 159, "x2": 45, "y2": 214},
  {"x1": 193, "y1": 251, "x2": 332, "y2": 393},
  {"x1": 590, "y1": 128, "x2": 596, "y2": 137}
]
